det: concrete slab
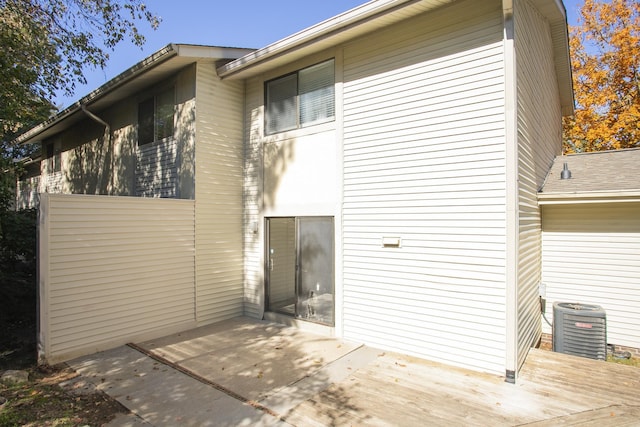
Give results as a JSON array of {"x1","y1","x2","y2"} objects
[
  {"x1": 139, "y1": 317, "x2": 361, "y2": 402},
  {"x1": 66, "y1": 317, "x2": 640, "y2": 426},
  {"x1": 68, "y1": 345, "x2": 285, "y2": 427},
  {"x1": 105, "y1": 413, "x2": 152, "y2": 427}
]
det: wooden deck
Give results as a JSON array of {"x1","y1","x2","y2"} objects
[
  {"x1": 285, "y1": 349, "x2": 640, "y2": 426},
  {"x1": 134, "y1": 318, "x2": 640, "y2": 426},
  {"x1": 73, "y1": 317, "x2": 640, "y2": 426}
]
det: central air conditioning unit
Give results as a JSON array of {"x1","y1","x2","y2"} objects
[{"x1": 553, "y1": 302, "x2": 607, "y2": 360}]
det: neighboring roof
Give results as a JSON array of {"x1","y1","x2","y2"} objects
[
  {"x1": 538, "y1": 148, "x2": 640, "y2": 204},
  {"x1": 217, "y1": 0, "x2": 573, "y2": 115},
  {"x1": 15, "y1": 44, "x2": 254, "y2": 145}
]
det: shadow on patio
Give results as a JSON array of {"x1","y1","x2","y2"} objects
[{"x1": 68, "y1": 317, "x2": 640, "y2": 426}]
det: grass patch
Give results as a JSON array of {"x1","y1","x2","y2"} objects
[{"x1": 607, "y1": 354, "x2": 640, "y2": 368}]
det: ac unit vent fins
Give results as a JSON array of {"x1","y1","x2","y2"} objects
[{"x1": 552, "y1": 302, "x2": 607, "y2": 361}]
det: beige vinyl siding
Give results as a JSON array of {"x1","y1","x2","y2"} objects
[
  {"x1": 194, "y1": 63, "x2": 245, "y2": 324},
  {"x1": 342, "y1": 0, "x2": 507, "y2": 374},
  {"x1": 16, "y1": 175, "x2": 40, "y2": 209},
  {"x1": 542, "y1": 203, "x2": 640, "y2": 350},
  {"x1": 39, "y1": 193, "x2": 196, "y2": 364},
  {"x1": 243, "y1": 76, "x2": 264, "y2": 319},
  {"x1": 135, "y1": 138, "x2": 178, "y2": 197},
  {"x1": 514, "y1": 0, "x2": 563, "y2": 370}
]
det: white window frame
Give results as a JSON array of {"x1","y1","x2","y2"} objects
[{"x1": 265, "y1": 59, "x2": 335, "y2": 135}]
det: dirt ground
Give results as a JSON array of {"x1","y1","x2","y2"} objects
[{"x1": 0, "y1": 315, "x2": 128, "y2": 426}]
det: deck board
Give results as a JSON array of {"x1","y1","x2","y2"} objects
[
  {"x1": 285, "y1": 349, "x2": 640, "y2": 426},
  {"x1": 131, "y1": 318, "x2": 639, "y2": 426}
]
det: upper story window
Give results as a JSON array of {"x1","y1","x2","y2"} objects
[
  {"x1": 45, "y1": 141, "x2": 61, "y2": 173},
  {"x1": 265, "y1": 59, "x2": 335, "y2": 135},
  {"x1": 138, "y1": 87, "x2": 175, "y2": 145}
]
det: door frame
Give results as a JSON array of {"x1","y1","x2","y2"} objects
[{"x1": 265, "y1": 216, "x2": 335, "y2": 326}]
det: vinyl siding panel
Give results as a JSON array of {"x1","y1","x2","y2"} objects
[
  {"x1": 16, "y1": 175, "x2": 40, "y2": 209},
  {"x1": 342, "y1": 0, "x2": 507, "y2": 375},
  {"x1": 514, "y1": 0, "x2": 563, "y2": 369},
  {"x1": 194, "y1": 62, "x2": 245, "y2": 324},
  {"x1": 243, "y1": 77, "x2": 265, "y2": 319},
  {"x1": 541, "y1": 203, "x2": 640, "y2": 349},
  {"x1": 39, "y1": 193, "x2": 196, "y2": 364},
  {"x1": 135, "y1": 138, "x2": 178, "y2": 197}
]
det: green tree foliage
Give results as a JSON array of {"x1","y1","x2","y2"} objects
[
  {"x1": 563, "y1": 0, "x2": 640, "y2": 153},
  {"x1": 0, "y1": 0, "x2": 160, "y2": 208},
  {"x1": 0, "y1": 1, "x2": 160, "y2": 335}
]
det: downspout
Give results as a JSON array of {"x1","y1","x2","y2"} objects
[
  {"x1": 81, "y1": 105, "x2": 113, "y2": 194},
  {"x1": 502, "y1": 0, "x2": 519, "y2": 384}
]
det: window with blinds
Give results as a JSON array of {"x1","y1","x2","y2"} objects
[{"x1": 265, "y1": 59, "x2": 335, "y2": 135}]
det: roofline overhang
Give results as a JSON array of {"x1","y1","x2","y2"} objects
[
  {"x1": 548, "y1": 0, "x2": 575, "y2": 116},
  {"x1": 217, "y1": 0, "x2": 443, "y2": 80},
  {"x1": 218, "y1": 0, "x2": 574, "y2": 115},
  {"x1": 14, "y1": 44, "x2": 254, "y2": 145},
  {"x1": 538, "y1": 191, "x2": 640, "y2": 205},
  {"x1": 14, "y1": 44, "x2": 178, "y2": 145}
]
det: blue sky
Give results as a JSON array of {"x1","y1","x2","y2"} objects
[{"x1": 55, "y1": 0, "x2": 584, "y2": 108}]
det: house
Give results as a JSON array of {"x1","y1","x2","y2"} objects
[
  {"x1": 15, "y1": 155, "x2": 41, "y2": 210},
  {"x1": 15, "y1": 44, "x2": 254, "y2": 201},
  {"x1": 539, "y1": 149, "x2": 640, "y2": 354},
  {"x1": 16, "y1": 0, "x2": 573, "y2": 382}
]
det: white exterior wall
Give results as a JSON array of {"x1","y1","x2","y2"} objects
[
  {"x1": 513, "y1": 0, "x2": 563, "y2": 369},
  {"x1": 194, "y1": 62, "x2": 245, "y2": 324},
  {"x1": 342, "y1": 0, "x2": 507, "y2": 374},
  {"x1": 243, "y1": 51, "x2": 341, "y2": 320},
  {"x1": 38, "y1": 193, "x2": 196, "y2": 364},
  {"x1": 542, "y1": 203, "x2": 640, "y2": 350},
  {"x1": 243, "y1": 76, "x2": 265, "y2": 318},
  {"x1": 135, "y1": 138, "x2": 179, "y2": 197}
]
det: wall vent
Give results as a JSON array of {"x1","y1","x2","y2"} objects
[{"x1": 553, "y1": 302, "x2": 607, "y2": 360}]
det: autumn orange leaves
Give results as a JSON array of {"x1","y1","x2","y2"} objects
[{"x1": 563, "y1": 0, "x2": 640, "y2": 153}]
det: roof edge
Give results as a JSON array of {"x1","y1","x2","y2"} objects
[
  {"x1": 538, "y1": 191, "x2": 640, "y2": 205},
  {"x1": 217, "y1": 0, "x2": 427, "y2": 79},
  {"x1": 14, "y1": 44, "x2": 255, "y2": 145},
  {"x1": 14, "y1": 44, "x2": 178, "y2": 144}
]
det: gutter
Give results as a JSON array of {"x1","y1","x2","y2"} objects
[
  {"x1": 14, "y1": 44, "x2": 179, "y2": 145},
  {"x1": 81, "y1": 104, "x2": 110, "y2": 135},
  {"x1": 217, "y1": 0, "x2": 426, "y2": 79},
  {"x1": 81, "y1": 104, "x2": 114, "y2": 194}
]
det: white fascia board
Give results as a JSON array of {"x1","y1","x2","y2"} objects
[
  {"x1": 217, "y1": 0, "x2": 454, "y2": 79},
  {"x1": 14, "y1": 44, "x2": 253, "y2": 145},
  {"x1": 14, "y1": 44, "x2": 179, "y2": 145},
  {"x1": 538, "y1": 191, "x2": 640, "y2": 205},
  {"x1": 172, "y1": 44, "x2": 255, "y2": 60}
]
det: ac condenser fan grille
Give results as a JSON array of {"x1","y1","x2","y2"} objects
[{"x1": 553, "y1": 302, "x2": 607, "y2": 361}]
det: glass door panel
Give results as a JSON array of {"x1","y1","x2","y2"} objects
[
  {"x1": 266, "y1": 216, "x2": 334, "y2": 325},
  {"x1": 296, "y1": 217, "x2": 334, "y2": 325},
  {"x1": 266, "y1": 218, "x2": 296, "y2": 315}
]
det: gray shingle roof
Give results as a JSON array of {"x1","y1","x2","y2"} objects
[{"x1": 539, "y1": 148, "x2": 640, "y2": 201}]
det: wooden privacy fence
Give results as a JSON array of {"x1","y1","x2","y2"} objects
[{"x1": 38, "y1": 193, "x2": 197, "y2": 364}]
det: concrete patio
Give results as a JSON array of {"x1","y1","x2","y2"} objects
[{"x1": 67, "y1": 317, "x2": 640, "y2": 426}]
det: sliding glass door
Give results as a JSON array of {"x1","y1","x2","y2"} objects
[{"x1": 266, "y1": 217, "x2": 334, "y2": 325}]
